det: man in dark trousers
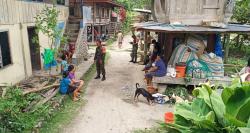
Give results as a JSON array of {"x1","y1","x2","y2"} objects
[
  {"x1": 94, "y1": 40, "x2": 106, "y2": 81},
  {"x1": 130, "y1": 33, "x2": 138, "y2": 63}
]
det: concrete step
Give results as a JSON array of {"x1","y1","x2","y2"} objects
[
  {"x1": 68, "y1": 18, "x2": 81, "y2": 24},
  {"x1": 65, "y1": 32, "x2": 79, "y2": 37},
  {"x1": 69, "y1": 37, "x2": 77, "y2": 42},
  {"x1": 67, "y1": 29, "x2": 79, "y2": 33},
  {"x1": 68, "y1": 24, "x2": 80, "y2": 29},
  {"x1": 69, "y1": 16, "x2": 82, "y2": 20},
  {"x1": 69, "y1": 21, "x2": 79, "y2": 24}
]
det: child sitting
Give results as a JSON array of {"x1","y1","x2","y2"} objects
[
  {"x1": 61, "y1": 54, "x2": 69, "y2": 73},
  {"x1": 68, "y1": 65, "x2": 84, "y2": 93},
  {"x1": 59, "y1": 71, "x2": 81, "y2": 101}
]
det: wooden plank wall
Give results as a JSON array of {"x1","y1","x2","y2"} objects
[
  {"x1": 153, "y1": 0, "x2": 227, "y2": 25},
  {"x1": 0, "y1": 0, "x2": 68, "y2": 25},
  {"x1": 169, "y1": 0, "x2": 205, "y2": 23},
  {"x1": 0, "y1": 0, "x2": 17, "y2": 24}
]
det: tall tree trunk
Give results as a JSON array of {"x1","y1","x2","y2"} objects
[
  {"x1": 236, "y1": 34, "x2": 240, "y2": 47},
  {"x1": 223, "y1": 34, "x2": 226, "y2": 49}
]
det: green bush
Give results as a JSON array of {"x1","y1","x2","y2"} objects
[
  {"x1": 164, "y1": 85, "x2": 189, "y2": 100},
  {"x1": 0, "y1": 87, "x2": 49, "y2": 132},
  {"x1": 163, "y1": 82, "x2": 250, "y2": 133}
]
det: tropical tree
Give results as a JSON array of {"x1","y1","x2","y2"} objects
[{"x1": 232, "y1": 0, "x2": 250, "y2": 24}]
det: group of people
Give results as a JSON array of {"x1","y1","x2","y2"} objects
[
  {"x1": 123, "y1": 31, "x2": 167, "y2": 85},
  {"x1": 143, "y1": 39, "x2": 167, "y2": 85},
  {"x1": 128, "y1": 31, "x2": 167, "y2": 85},
  {"x1": 59, "y1": 54, "x2": 84, "y2": 101},
  {"x1": 59, "y1": 39, "x2": 107, "y2": 101}
]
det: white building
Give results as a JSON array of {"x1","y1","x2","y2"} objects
[{"x1": 0, "y1": 0, "x2": 69, "y2": 84}]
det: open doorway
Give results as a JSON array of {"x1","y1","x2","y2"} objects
[{"x1": 28, "y1": 27, "x2": 41, "y2": 71}]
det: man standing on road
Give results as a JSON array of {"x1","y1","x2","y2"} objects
[
  {"x1": 117, "y1": 30, "x2": 123, "y2": 49},
  {"x1": 130, "y1": 33, "x2": 138, "y2": 63},
  {"x1": 94, "y1": 40, "x2": 106, "y2": 81}
]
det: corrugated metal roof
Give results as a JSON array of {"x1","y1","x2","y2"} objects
[{"x1": 133, "y1": 22, "x2": 250, "y2": 33}]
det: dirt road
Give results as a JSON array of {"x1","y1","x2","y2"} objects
[{"x1": 62, "y1": 35, "x2": 173, "y2": 133}]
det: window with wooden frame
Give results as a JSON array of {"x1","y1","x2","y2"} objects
[
  {"x1": 105, "y1": 9, "x2": 109, "y2": 18},
  {"x1": 102, "y1": 8, "x2": 105, "y2": 18},
  {"x1": 0, "y1": 31, "x2": 12, "y2": 69},
  {"x1": 96, "y1": 7, "x2": 100, "y2": 17}
]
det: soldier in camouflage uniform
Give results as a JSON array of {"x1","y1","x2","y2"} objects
[
  {"x1": 94, "y1": 40, "x2": 106, "y2": 81},
  {"x1": 130, "y1": 33, "x2": 138, "y2": 63}
]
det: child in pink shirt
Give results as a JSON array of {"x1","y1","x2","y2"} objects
[{"x1": 68, "y1": 65, "x2": 84, "y2": 93}]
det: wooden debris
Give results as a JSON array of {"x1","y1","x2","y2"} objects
[
  {"x1": 23, "y1": 100, "x2": 39, "y2": 112},
  {"x1": 32, "y1": 88, "x2": 59, "y2": 111},
  {"x1": 41, "y1": 88, "x2": 56, "y2": 98},
  {"x1": 22, "y1": 81, "x2": 59, "y2": 95},
  {"x1": 1, "y1": 87, "x2": 8, "y2": 98},
  {"x1": 52, "y1": 95, "x2": 65, "y2": 109},
  {"x1": 33, "y1": 74, "x2": 61, "y2": 78}
]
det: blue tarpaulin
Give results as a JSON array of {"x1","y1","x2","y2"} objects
[{"x1": 214, "y1": 34, "x2": 223, "y2": 57}]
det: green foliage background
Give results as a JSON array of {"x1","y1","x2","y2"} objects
[
  {"x1": 232, "y1": 0, "x2": 250, "y2": 24},
  {"x1": 114, "y1": 0, "x2": 151, "y2": 33}
]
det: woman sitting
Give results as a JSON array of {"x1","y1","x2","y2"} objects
[{"x1": 145, "y1": 55, "x2": 167, "y2": 85}]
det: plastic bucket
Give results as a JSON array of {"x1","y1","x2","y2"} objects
[
  {"x1": 175, "y1": 64, "x2": 186, "y2": 78},
  {"x1": 165, "y1": 112, "x2": 174, "y2": 124}
]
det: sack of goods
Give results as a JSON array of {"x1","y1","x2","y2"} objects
[
  {"x1": 186, "y1": 59, "x2": 211, "y2": 79},
  {"x1": 199, "y1": 53, "x2": 224, "y2": 78},
  {"x1": 168, "y1": 45, "x2": 198, "y2": 66},
  {"x1": 186, "y1": 35, "x2": 206, "y2": 56}
]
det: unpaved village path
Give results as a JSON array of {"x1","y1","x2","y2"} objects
[{"x1": 62, "y1": 35, "x2": 173, "y2": 133}]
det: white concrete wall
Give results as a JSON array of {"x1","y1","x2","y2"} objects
[
  {"x1": 0, "y1": 20, "x2": 67, "y2": 84},
  {"x1": 0, "y1": 24, "x2": 27, "y2": 84},
  {"x1": 0, "y1": 21, "x2": 67, "y2": 86}
]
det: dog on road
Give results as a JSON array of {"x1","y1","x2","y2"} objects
[{"x1": 134, "y1": 83, "x2": 154, "y2": 105}]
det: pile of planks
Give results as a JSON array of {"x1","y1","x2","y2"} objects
[{"x1": 16, "y1": 75, "x2": 63, "y2": 112}]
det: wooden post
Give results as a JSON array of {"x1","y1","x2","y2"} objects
[
  {"x1": 165, "y1": 33, "x2": 173, "y2": 65},
  {"x1": 207, "y1": 34, "x2": 216, "y2": 53},
  {"x1": 144, "y1": 31, "x2": 149, "y2": 59},
  {"x1": 223, "y1": 34, "x2": 226, "y2": 49},
  {"x1": 224, "y1": 34, "x2": 230, "y2": 63},
  {"x1": 92, "y1": 3, "x2": 95, "y2": 43}
]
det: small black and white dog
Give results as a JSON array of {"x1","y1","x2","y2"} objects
[{"x1": 134, "y1": 83, "x2": 154, "y2": 105}]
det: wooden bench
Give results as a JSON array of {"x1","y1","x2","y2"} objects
[{"x1": 152, "y1": 76, "x2": 232, "y2": 88}]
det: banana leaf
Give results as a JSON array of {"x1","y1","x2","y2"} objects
[
  {"x1": 224, "y1": 113, "x2": 247, "y2": 127},
  {"x1": 222, "y1": 84, "x2": 250, "y2": 123},
  {"x1": 247, "y1": 117, "x2": 250, "y2": 128},
  {"x1": 175, "y1": 98, "x2": 211, "y2": 121},
  {"x1": 172, "y1": 98, "x2": 220, "y2": 132},
  {"x1": 237, "y1": 127, "x2": 250, "y2": 133},
  {"x1": 192, "y1": 85, "x2": 225, "y2": 124}
]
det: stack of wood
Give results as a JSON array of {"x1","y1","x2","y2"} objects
[{"x1": 15, "y1": 75, "x2": 63, "y2": 112}]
